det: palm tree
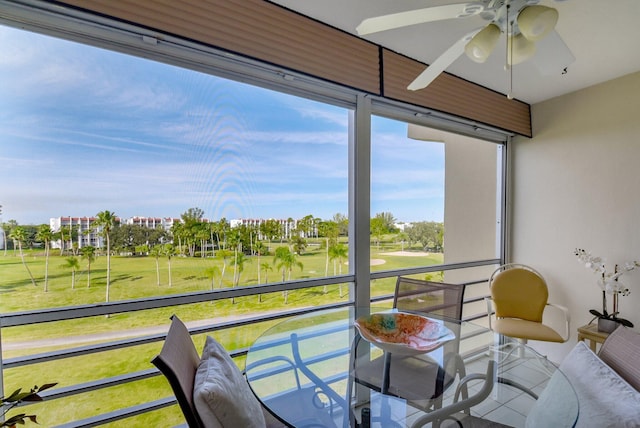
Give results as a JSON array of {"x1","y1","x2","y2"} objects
[
  {"x1": 56, "y1": 225, "x2": 66, "y2": 256},
  {"x1": 163, "y1": 243, "x2": 176, "y2": 287},
  {"x1": 216, "y1": 249, "x2": 233, "y2": 288},
  {"x1": 9, "y1": 226, "x2": 37, "y2": 287},
  {"x1": 149, "y1": 245, "x2": 163, "y2": 286},
  {"x1": 329, "y1": 243, "x2": 348, "y2": 297},
  {"x1": 217, "y1": 218, "x2": 230, "y2": 250},
  {"x1": 298, "y1": 214, "x2": 316, "y2": 239},
  {"x1": 80, "y1": 245, "x2": 96, "y2": 288},
  {"x1": 5, "y1": 219, "x2": 17, "y2": 256},
  {"x1": 232, "y1": 252, "x2": 248, "y2": 288},
  {"x1": 36, "y1": 224, "x2": 54, "y2": 292},
  {"x1": 227, "y1": 228, "x2": 242, "y2": 287},
  {"x1": 397, "y1": 232, "x2": 409, "y2": 252},
  {"x1": 318, "y1": 220, "x2": 339, "y2": 291},
  {"x1": 94, "y1": 210, "x2": 116, "y2": 305},
  {"x1": 62, "y1": 256, "x2": 80, "y2": 289},
  {"x1": 195, "y1": 223, "x2": 209, "y2": 258},
  {"x1": 253, "y1": 240, "x2": 267, "y2": 284},
  {"x1": 56, "y1": 224, "x2": 76, "y2": 256},
  {"x1": 259, "y1": 219, "x2": 281, "y2": 248},
  {"x1": 285, "y1": 217, "x2": 294, "y2": 241},
  {"x1": 290, "y1": 234, "x2": 307, "y2": 255},
  {"x1": 204, "y1": 265, "x2": 221, "y2": 291},
  {"x1": 370, "y1": 217, "x2": 386, "y2": 250},
  {"x1": 230, "y1": 251, "x2": 249, "y2": 304},
  {"x1": 170, "y1": 222, "x2": 184, "y2": 255},
  {"x1": 259, "y1": 262, "x2": 272, "y2": 303},
  {"x1": 273, "y1": 246, "x2": 303, "y2": 304}
]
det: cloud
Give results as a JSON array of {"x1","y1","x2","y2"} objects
[
  {"x1": 1, "y1": 25, "x2": 446, "y2": 225},
  {"x1": 243, "y1": 130, "x2": 347, "y2": 146},
  {"x1": 296, "y1": 105, "x2": 350, "y2": 128},
  {"x1": 1, "y1": 28, "x2": 189, "y2": 113}
]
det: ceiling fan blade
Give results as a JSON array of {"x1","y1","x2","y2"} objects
[
  {"x1": 408, "y1": 29, "x2": 481, "y2": 91},
  {"x1": 531, "y1": 30, "x2": 575, "y2": 75},
  {"x1": 357, "y1": 2, "x2": 481, "y2": 36}
]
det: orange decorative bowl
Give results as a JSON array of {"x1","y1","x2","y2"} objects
[{"x1": 354, "y1": 311, "x2": 455, "y2": 355}]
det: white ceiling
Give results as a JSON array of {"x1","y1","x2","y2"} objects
[{"x1": 270, "y1": 0, "x2": 640, "y2": 104}]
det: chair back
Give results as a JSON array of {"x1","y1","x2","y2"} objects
[
  {"x1": 393, "y1": 276, "x2": 466, "y2": 320},
  {"x1": 490, "y1": 264, "x2": 548, "y2": 322},
  {"x1": 152, "y1": 315, "x2": 204, "y2": 428}
]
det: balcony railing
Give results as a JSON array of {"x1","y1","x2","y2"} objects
[{"x1": 0, "y1": 261, "x2": 498, "y2": 427}]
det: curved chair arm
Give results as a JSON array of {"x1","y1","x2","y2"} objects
[
  {"x1": 290, "y1": 333, "x2": 349, "y2": 414},
  {"x1": 244, "y1": 355, "x2": 303, "y2": 390},
  {"x1": 410, "y1": 360, "x2": 496, "y2": 428},
  {"x1": 545, "y1": 302, "x2": 571, "y2": 341},
  {"x1": 454, "y1": 372, "x2": 538, "y2": 404},
  {"x1": 485, "y1": 296, "x2": 494, "y2": 331}
]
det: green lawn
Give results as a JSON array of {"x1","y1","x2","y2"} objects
[{"x1": 0, "y1": 241, "x2": 443, "y2": 426}]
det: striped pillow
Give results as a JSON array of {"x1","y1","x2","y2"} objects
[{"x1": 598, "y1": 325, "x2": 640, "y2": 392}]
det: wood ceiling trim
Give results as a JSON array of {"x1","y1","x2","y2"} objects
[
  {"x1": 56, "y1": 0, "x2": 531, "y2": 136},
  {"x1": 58, "y1": 0, "x2": 381, "y2": 94},
  {"x1": 382, "y1": 49, "x2": 531, "y2": 137},
  {"x1": 382, "y1": 50, "x2": 531, "y2": 137}
]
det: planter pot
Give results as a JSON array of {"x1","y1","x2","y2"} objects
[{"x1": 597, "y1": 317, "x2": 620, "y2": 333}]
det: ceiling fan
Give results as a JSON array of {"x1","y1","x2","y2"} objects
[{"x1": 356, "y1": 0, "x2": 575, "y2": 98}]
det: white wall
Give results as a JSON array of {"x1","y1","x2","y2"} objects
[
  {"x1": 511, "y1": 71, "x2": 640, "y2": 361},
  {"x1": 408, "y1": 125, "x2": 499, "y2": 266},
  {"x1": 408, "y1": 124, "x2": 500, "y2": 321}
]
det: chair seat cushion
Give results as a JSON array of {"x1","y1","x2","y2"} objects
[
  {"x1": 193, "y1": 336, "x2": 266, "y2": 428},
  {"x1": 493, "y1": 318, "x2": 564, "y2": 342}
]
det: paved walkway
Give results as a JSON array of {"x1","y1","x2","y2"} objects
[{"x1": 2, "y1": 311, "x2": 282, "y2": 351}]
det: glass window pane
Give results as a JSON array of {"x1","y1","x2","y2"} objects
[
  {"x1": 0, "y1": 27, "x2": 350, "y2": 309},
  {"x1": 370, "y1": 117, "x2": 500, "y2": 294}
]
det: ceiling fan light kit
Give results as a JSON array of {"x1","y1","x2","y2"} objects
[
  {"x1": 508, "y1": 33, "x2": 537, "y2": 65},
  {"x1": 356, "y1": 0, "x2": 573, "y2": 97},
  {"x1": 465, "y1": 23, "x2": 501, "y2": 63},
  {"x1": 517, "y1": 5, "x2": 559, "y2": 41}
]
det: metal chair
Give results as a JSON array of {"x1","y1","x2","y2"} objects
[
  {"x1": 151, "y1": 315, "x2": 205, "y2": 428},
  {"x1": 350, "y1": 277, "x2": 468, "y2": 421},
  {"x1": 394, "y1": 276, "x2": 466, "y2": 320},
  {"x1": 245, "y1": 334, "x2": 341, "y2": 428},
  {"x1": 151, "y1": 315, "x2": 286, "y2": 428}
]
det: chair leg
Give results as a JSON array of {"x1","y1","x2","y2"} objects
[
  {"x1": 488, "y1": 335, "x2": 526, "y2": 361},
  {"x1": 489, "y1": 336, "x2": 556, "y2": 377}
]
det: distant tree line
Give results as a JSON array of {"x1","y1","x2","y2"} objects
[
  {"x1": 0, "y1": 209, "x2": 443, "y2": 255},
  {"x1": 1, "y1": 205, "x2": 443, "y2": 305}
]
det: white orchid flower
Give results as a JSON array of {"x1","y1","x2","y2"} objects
[{"x1": 575, "y1": 248, "x2": 638, "y2": 297}]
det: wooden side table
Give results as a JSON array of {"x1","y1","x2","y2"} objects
[{"x1": 577, "y1": 323, "x2": 610, "y2": 352}]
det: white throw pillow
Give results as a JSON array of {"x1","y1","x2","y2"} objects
[
  {"x1": 527, "y1": 341, "x2": 640, "y2": 428},
  {"x1": 193, "y1": 336, "x2": 266, "y2": 428}
]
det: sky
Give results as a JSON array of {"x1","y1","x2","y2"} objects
[{"x1": 0, "y1": 26, "x2": 444, "y2": 226}]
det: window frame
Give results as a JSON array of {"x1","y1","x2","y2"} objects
[{"x1": 0, "y1": 2, "x2": 512, "y2": 425}]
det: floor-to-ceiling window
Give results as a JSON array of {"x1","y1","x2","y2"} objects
[
  {"x1": 1, "y1": 25, "x2": 354, "y2": 426},
  {"x1": 0, "y1": 3, "x2": 507, "y2": 424},
  {"x1": 367, "y1": 113, "x2": 503, "y2": 312}
]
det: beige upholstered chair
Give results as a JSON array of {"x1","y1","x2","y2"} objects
[{"x1": 487, "y1": 264, "x2": 570, "y2": 345}]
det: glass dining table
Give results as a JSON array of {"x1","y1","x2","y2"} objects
[{"x1": 244, "y1": 306, "x2": 578, "y2": 428}]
